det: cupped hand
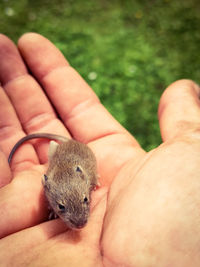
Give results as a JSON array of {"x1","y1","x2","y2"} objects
[{"x1": 0, "y1": 33, "x2": 200, "y2": 267}]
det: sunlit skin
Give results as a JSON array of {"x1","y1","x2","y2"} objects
[{"x1": 0, "y1": 33, "x2": 200, "y2": 266}]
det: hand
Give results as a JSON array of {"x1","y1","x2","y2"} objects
[{"x1": 0, "y1": 33, "x2": 200, "y2": 266}]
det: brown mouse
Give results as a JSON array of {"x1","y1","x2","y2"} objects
[{"x1": 8, "y1": 133, "x2": 98, "y2": 229}]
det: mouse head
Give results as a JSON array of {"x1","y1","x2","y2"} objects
[{"x1": 42, "y1": 174, "x2": 91, "y2": 229}]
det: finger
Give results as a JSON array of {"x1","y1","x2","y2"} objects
[
  {"x1": 0, "y1": 220, "x2": 67, "y2": 262},
  {"x1": 0, "y1": 34, "x2": 27, "y2": 84},
  {"x1": 0, "y1": 167, "x2": 47, "y2": 239},
  {"x1": 0, "y1": 83, "x2": 39, "y2": 170},
  {"x1": 0, "y1": 34, "x2": 69, "y2": 168},
  {"x1": 0, "y1": 34, "x2": 39, "y2": 168},
  {"x1": 18, "y1": 33, "x2": 140, "y2": 145},
  {"x1": 18, "y1": 33, "x2": 145, "y2": 185},
  {"x1": 0, "y1": 187, "x2": 107, "y2": 259},
  {"x1": 158, "y1": 79, "x2": 200, "y2": 141}
]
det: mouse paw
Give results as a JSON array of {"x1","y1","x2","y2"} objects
[
  {"x1": 48, "y1": 210, "x2": 58, "y2": 220},
  {"x1": 49, "y1": 211, "x2": 58, "y2": 220}
]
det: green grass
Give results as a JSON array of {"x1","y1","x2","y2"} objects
[{"x1": 1, "y1": 0, "x2": 200, "y2": 150}]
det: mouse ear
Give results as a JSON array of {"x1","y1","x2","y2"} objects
[
  {"x1": 48, "y1": 141, "x2": 59, "y2": 159},
  {"x1": 42, "y1": 174, "x2": 48, "y2": 185}
]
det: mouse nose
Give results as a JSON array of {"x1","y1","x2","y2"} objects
[{"x1": 70, "y1": 218, "x2": 87, "y2": 229}]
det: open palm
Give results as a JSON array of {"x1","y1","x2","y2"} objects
[{"x1": 0, "y1": 33, "x2": 200, "y2": 267}]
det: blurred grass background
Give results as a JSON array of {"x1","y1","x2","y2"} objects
[{"x1": 0, "y1": 0, "x2": 200, "y2": 151}]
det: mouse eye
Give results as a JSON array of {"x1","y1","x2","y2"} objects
[
  {"x1": 44, "y1": 174, "x2": 48, "y2": 181},
  {"x1": 83, "y1": 196, "x2": 88, "y2": 203},
  {"x1": 76, "y1": 166, "x2": 83, "y2": 173},
  {"x1": 58, "y1": 204, "x2": 65, "y2": 212}
]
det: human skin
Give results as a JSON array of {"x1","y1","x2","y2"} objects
[{"x1": 0, "y1": 33, "x2": 200, "y2": 266}]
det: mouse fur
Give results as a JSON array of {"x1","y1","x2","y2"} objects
[
  {"x1": 43, "y1": 139, "x2": 98, "y2": 229},
  {"x1": 8, "y1": 133, "x2": 98, "y2": 229}
]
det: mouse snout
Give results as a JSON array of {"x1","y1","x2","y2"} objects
[{"x1": 69, "y1": 218, "x2": 88, "y2": 229}]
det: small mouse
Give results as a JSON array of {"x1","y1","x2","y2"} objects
[{"x1": 8, "y1": 133, "x2": 98, "y2": 230}]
